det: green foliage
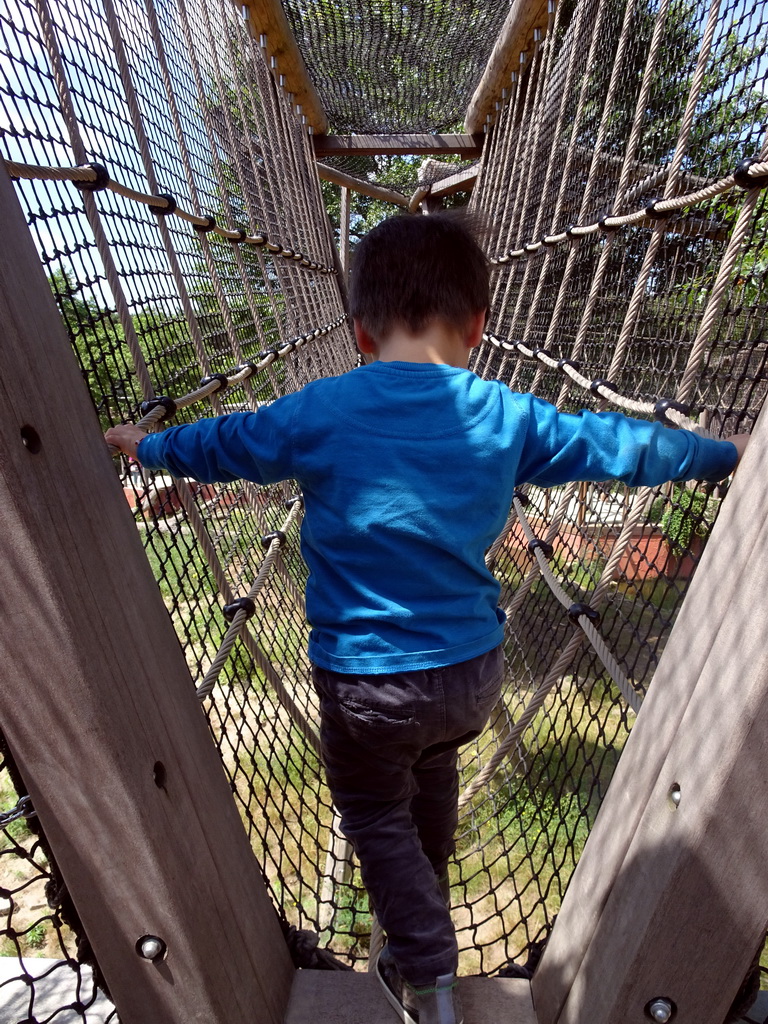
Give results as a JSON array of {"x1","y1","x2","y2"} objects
[
  {"x1": 573, "y1": 0, "x2": 768, "y2": 165},
  {"x1": 26, "y1": 923, "x2": 47, "y2": 950},
  {"x1": 324, "y1": 877, "x2": 371, "y2": 953},
  {"x1": 648, "y1": 484, "x2": 715, "y2": 554}
]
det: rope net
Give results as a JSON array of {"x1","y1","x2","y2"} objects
[
  {"x1": 0, "y1": 0, "x2": 767, "y2": 1018},
  {"x1": 279, "y1": 0, "x2": 510, "y2": 134}
]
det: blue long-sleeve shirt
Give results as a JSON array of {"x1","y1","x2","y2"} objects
[{"x1": 138, "y1": 361, "x2": 737, "y2": 673}]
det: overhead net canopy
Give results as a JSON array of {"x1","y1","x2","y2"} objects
[{"x1": 280, "y1": 0, "x2": 509, "y2": 133}]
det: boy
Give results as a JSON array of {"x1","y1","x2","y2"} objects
[{"x1": 106, "y1": 214, "x2": 746, "y2": 1024}]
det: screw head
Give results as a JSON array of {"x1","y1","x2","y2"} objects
[
  {"x1": 137, "y1": 935, "x2": 166, "y2": 961},
  {"x1": 648, "y1": 998, "x2": 674, "y2": 1022}
]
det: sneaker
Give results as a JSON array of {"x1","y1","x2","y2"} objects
[{"x1": 377, "y1": 945, "x2": 463, "y2": 1024}]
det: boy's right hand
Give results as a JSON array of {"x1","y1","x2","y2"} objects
[
  {"x1": 728, "y1": 433, "x2": 750, "y2": 472},
  {"x1": 104, "y1": 424, "x2": 148, "y2": 458}
]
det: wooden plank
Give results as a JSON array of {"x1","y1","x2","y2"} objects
[
  {"x1": 464, "y1": 0, "x2": 549, "y2": 133},
  {"x1": 241, "y1": 0, "x2": 328, "y2": 134},
  {"x1": 0, "y1": 165, "x2": 294, "y2": 1021},
  {"x1": 285, "y1": 972, "x2": 537, "y2": 1024},
  {"x1": 313, "y1": 134, "x2": 484, "y2": 158},
  {"x1": 533, "y1": 405, "x2": 768, "y2": 1024},
  {"x1": 316, "y1": 162, "x2": 409, "y2": 208}
]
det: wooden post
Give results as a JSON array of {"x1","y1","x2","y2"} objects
[
  {"x1": 0, "y1": 168, "x2": 294, "y2": 1020},
  {"x1": 339, "y1": 186, "x2": 351, "y2": 284},
  {"x1": 533, "y1": 405, "x2": 768, "y2": 1024}
]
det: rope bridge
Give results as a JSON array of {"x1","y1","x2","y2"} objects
[{"x1": 0, "y1": 0, "x2": 767, "y2": 1019}]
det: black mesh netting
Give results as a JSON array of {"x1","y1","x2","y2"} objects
[
  {"x1": 0, "y1": 0, "x2": 767, "y2": 1019},
  {"x1": 280, "y1": 0, "x2": 511, "y2": 134}
]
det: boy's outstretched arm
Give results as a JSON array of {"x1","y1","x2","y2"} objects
[
  {"x1": 516, "y1": 395, "x2": 750, "y2": 488},
  {"x1": 104, "y1": 404, "x2": 296, "y2": 486}
]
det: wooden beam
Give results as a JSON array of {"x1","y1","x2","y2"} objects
[
  {"x1": 313, "y1": 134, "x2": 484, "y2": 158},
  {"x1": 429, "y1": 165, "x2": 479, "y2": 198},
  {"x1": 316, "y1": 161, "x2": 409, "y2": 209},
  {"x1": 0, "y1": 163, "x2": 294, "y2": 1022},
  {"x1": 408, "y1": 165, "x2": 478, "y2": 212},
  {"x1": 464, "y1": 0, "x2": 549, "y2": 133},
  {"x1": 533, "y1": 405, "x2": 768, "y2": 1024},
  {"x1": 408, "y1": 185, "x2": 431, "y2": 214},
  {"x1": 241, "y1": 0, "x2": 328, "y2": 134}
]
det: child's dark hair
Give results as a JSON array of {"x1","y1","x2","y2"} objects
[{"x1": 349, "y1": 212, "x2": 489, "y2": 341}]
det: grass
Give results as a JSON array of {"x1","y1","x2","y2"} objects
[{"x1": 450, "y1": 677, "x2": 627, "y2": 973}]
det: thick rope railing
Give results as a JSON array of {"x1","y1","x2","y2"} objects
[
  {"x1": 487, "y1": 158, "x2": 768, "y2": 264},
  {"x1": 5, "y1": 159, "x2": 337, "y2": 275},
  {"x1": 170, "y1": 474, "x2": 322, "y2": 754},
  {"x1": 467, "y1": 19, "x2": 749, "y2": 792},
  {"x1": 124, "y1": 314, "x2": 346, "y2": 437},
  {"x1": 460, "y1": 483, "x2": 656, "y2": 808},
  {"x1": 482, "y1": 330, "x2": 712, "y2": 435},
  {"x1": 511, "y1": 494, "x2": 642, "y2": 714},
  {"x1": 196, "y1": 497, "x2": 305, "y2": 701}
]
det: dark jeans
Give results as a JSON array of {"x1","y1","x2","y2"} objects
[{"x1": 312, "y1": 645, "x2": 504, "y2": 986}]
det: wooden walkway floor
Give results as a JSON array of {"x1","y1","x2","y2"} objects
[
  {"x1": 1, "y1": 958, "x2": 766, "y2": 1023},
  {"x1": 285, "y1": 971, "x2": 536, "y2": 1024}
]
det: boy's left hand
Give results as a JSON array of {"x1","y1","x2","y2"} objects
[
  {"x1": 104, "y1": 424, "x2": 147, "y2": 458},
  {"x1": 728, "y1": 432, "x2": 750, "y2": 472}
]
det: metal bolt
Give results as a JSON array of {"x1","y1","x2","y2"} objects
[
  {"x1": 137, "y1": 935, "x2": 166, "y2": 961},
  {"x1": 648, "y1": 998, "x2": 673, "y2": 1023}
]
